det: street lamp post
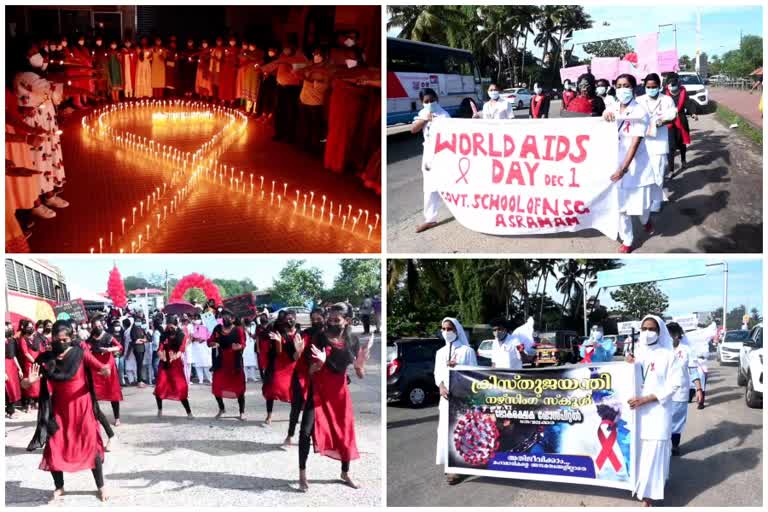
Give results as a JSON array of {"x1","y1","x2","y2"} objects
[{"x1": 658, "y1": 23, "x2": 678, "y2": 54}]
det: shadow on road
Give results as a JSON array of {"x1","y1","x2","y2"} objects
[
  {"x1": 134, "y1": 439, "x2": 284, "y2": 457},
  {"x1": 696, "y1": 223, "x2": 764, "y2": 253},
  {"x1": 683, "y1": 419, "x2": 761, "y2": 454},
  {"x1": 5, "y1": 481, "x2": 100, "y2": 506},
  {"x1": 387, "y1": 132, "x2": 422, "y2": 165},
  {"x1": 387, "y1": 414, "x2": 439, "y2": 430}
]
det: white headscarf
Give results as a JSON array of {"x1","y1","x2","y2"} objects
[
  {"x1": 635, "y1": 314, "x2": 673, "y2": 361},
  {"x1": 441, "y1": 317, "x2": 470, "y2": 349}
]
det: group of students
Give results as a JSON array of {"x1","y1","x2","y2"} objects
[
  {"x1": 413, "y1": 71, "x2": 697, "y2": 253},
  {"x1": 433, "y1": 315, "x2": 706, "y2": 506},
  {"x1": 5, "y1": 300, "x2": 368, "y2": 501},
  {"x1": 5, "y1": 28, "x2": 382, "y2": 253}
]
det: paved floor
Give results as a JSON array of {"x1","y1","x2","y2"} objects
[
  {"x1": 5, "y1": 331, "x2": 382, "y2": 507},
  {"x1": 709, "y1": 86, "x2": 763, "y2": 128},
  {"x1": 387, "y1": 100, "x2": 762, "y2": 254},
  {"x1": 23, "y1": 105, "x2": 381, "y2": 253},
  {"x1": 386, "y1": 360, "x2": 762, "y2": 507}
]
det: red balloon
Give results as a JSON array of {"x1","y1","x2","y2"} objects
[{"x1": 169, "y1": 273, "x2": 222, "y2": 305}]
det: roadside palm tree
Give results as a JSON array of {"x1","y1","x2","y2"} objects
[
  {"x1": 556, "y1": 259, "x2": 584, "y2": 310},
  {"x1": 387, "y1": 6, "x2": 468, "y2": 46},
  {"x1": 483, "y1": 259, "x2": 528, "y2": 319},
  {"x1": 534, "y1": 5, "x2": 560, "y2": 66},
  {"x1": 530, "y1": 259, "x2": 558, "y2": 326}
]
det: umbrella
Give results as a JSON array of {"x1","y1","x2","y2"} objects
[{"x1": 163, "y1": 301, "x2": 197, "y2": 316}]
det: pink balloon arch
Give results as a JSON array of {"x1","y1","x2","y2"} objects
[{"x1": 169, "y1": 273, "x2": 222, "y2": 305}]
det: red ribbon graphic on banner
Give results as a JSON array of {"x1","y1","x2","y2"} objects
[
  {"x1": 595, "y1": 419, "x2": 623, "y2": 472},
  {"x1": 456, "y1": 157, "x2": 470, "y2": 184}
]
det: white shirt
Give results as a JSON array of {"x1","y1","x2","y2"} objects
[
  {"x1": 491, "y1": 335, "x2": 523, "y2": 369},
  {"x1": 434, "y1": 342, "x2": 477, "y2": 389},
  {"x1": 480, "y1": 99, "x2": 514, "y2": 119},
  {"x1": 635, "y1": 94, "x2": 677, "y2": 155},
  {"x1": 637, "y1": 344, "x2": 685, "y2": 439},
  {"x1": 672, "y1": 344, "x2": 693, "y2": 402},
  {"x1": 608, "y1": 98, "x2": 653, "y2": 189}
]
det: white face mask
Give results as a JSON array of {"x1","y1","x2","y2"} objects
[
  {"x1": 61, "y1": 41, "x2": 68, "y2": 48},
  {"x1": 442, "y1": 329, "x2": 457, "y2": 344},
  {"x1": 313, "y1": 55, "x2": 323, "y2": 64},
  {"x1": 248, "y1": 325, "x2": 256, "y2": 334},
  {"x1": 78, "y1": 40, "x2": 85, "y2": 46},
  {"x1": 202, "y1": 43, "x2": 208, "y2": 49},
  {"x1": 488, "y1": 90, "x2": 500, "y2": 100},
  {"x1": 229, "y1": 41, "x2": 236, "y2": 47},
  {"x1": 125, "y1": 42, "x2": 132, "y2": 48},
  {"x1": 534, "y1": 87, "x2": 542, "y2": 94},
  {"x1": 248, "y1": 45, "x2": 255, "y2": 51},
  {"x1": 37, "y1": 328, "x2": 44, "y2": 334},
  {"x1": 596, "y1": 86, "x2": 607, "y2": 96},
  {"x1": 110, "y1": 44, "x2": 117, "y2": 50},
  {"x1": 29, "y1": 53, "x2": 44, "y2": 68},
  {"x1": 345, "y1": 59, "x2": 358, "y2": 69},
  {"x1": 593, "y1": 330, "x2": 603, "y2": 340},
  {"x1": 96, "y1": 40, "x2": 103, "y2": 47},
  {"x1": 344, "y1": 38, "x2": 355, "y2": 47},
  {"x1": 640, "y1": 330, "x2": 659, "y2": 345},
  {"x1": 268, "y1": 50, "x2": 276, "y2": 57}
]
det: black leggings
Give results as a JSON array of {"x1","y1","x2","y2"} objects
[
  {"x1": 298, "y1": 386, "x2": 350, "y2": 473},
  {"x1": 111, "y1": 401, "x2": 120, "y2": 420},
  {"x1": 134, "y1": 348, "x2": 146, "y2": 384},
  {"x1": 51, "y1": 455, "x2": 104, "y2": 489},
  {"x1": 288, "y1": 376, "x2": 303, "y2": 437},
  {"x1": 6, "y1": 392, "x2": 16, "y2": 416},
  {"x1": 156, "y1": 396, "x2": 192, "y2": 414},
  {"x1": 96, "y1": 404, "x2": 115, "y2": 438},
  {"x1": 215, "y1": 395, "x2": 245, "y2": 414},
  {"x1": 266, "y1": 399, "x2": 274, "y2": 414}
]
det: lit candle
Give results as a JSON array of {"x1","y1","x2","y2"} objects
[
  {"x1": 283, "y1": 183, "x2": 288, "y2": 196},
  {"x1": 260, "y1": 176, "x2": 264, "y2": 190},
  {"x1": 122, "y1": 217, "x2": 126, "y2": 235},
  {"x1": 311, "y1": 204, "x2": 315, "y2": 217},
  {"x1": 322, "y1": 195, "x2": 326, "y2": 209},
  {"x1": 352, "y1": 217, "x2": 358, "y2": 233},
  {"x1": 120, "y1": 248, "x2": 124, "y2": 254},
  {"x1": 374, "y1": 213, "x2": 380, "y2": 229},
  {"x1": 131, "y1": 241, "x2": 136, "y2": 253},
  {"x1": 138, "y1": 234, "x2": 143, "y2": 250},
  {"x1": 342, "y1": 215, "x2": 347, "y2": 229},
  {"x1": 330, "y1": 213, "x2": 334, "y2": 225},
  {"x1": 368, "y1": 225, "x2": 373, "y2": 240},
  {"x1": 156, "y1": 213, "x2": 161, "y2": 228},
  {"x1": 146, "y1": 224, "x2": 150, "y2": 240},
  {"x1": 347, "y1": 204, "x2": 352, "y2": 218},
  {"x1": 140, "y1": 200, "x2": 144, "y2": 217},
  {"x1": 110, "y1": 231, "x2": 113, "y2": 247},
  {"x1": 338, "y1": 204, "x2": 342, "y2": 217},
  {"x1": 90, "y1": 247, "x2": 94, "y2": 254},
  {"x1": 99, "y1": 238, "x2": 103, "y2": 253},
  {"x1": 293, "y1": 200, "x2": 297, "y2": 211},
  {"x1": 164, "y1": 206, "x2": 168, "y2": 219},
  {"x1": 277, "y1": 195, "x2": 282, "y2": 208},
  {"x1": 364, "y1": 210, "x2": 369, "y2": 224},
  {"x1": 271, "y1": 180, "x2": 275, "y2": 194},
  {"x1": 132, "y1": 207, "x2": 137, "y2": 225},
  {"x1": 310, "y1": 191, "x2": 315, "y2": 205}
]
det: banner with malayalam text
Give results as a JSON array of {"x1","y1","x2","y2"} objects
[
  {"x1": 446, "y1": 363, "x2": 639, "y2": 490},
  {"x1": 426, "y1": 117, "x2": 619, "y2": 237}
]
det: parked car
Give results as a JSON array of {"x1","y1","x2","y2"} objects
[
  {"x1": 737, "y1": 324, "x2": 763, "y2": 408},
  {"x1": 535, "y1": 330, "x2": 580, "y2": 366},
  {"x1": 669, "y1": 71, "x2": 709, "y2": 108},
  {"x1": 477, "y1": 339, "x2": 494, "y2": 366},
  {"x1": 269, "y1": 306, "x2": 311, "y2": 326},
  {"x1": 718, "y1": 329, "x2": 751, "y2": 365},
  {"x1": 500, "y1": 87, "x2": 534, "y2": 109},
  {"x1": 387, "y1": 337, "x2": 444, "y2": 407}
]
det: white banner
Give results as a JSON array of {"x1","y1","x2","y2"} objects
[{"x1": 425, "y1": 117, "x2": 620, "y2": 237}]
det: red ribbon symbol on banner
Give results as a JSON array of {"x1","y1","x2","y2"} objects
[
  {"x1": 582, "y1": 345, "x2": 594, "y2": 363},
  {"x1": 595, "y1": 419, "x2": 622, "y2": 472},
  {"x1": 456, "y1": 157, "x2": 470, "y2": 184}
]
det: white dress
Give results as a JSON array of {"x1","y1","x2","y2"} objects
[
  {"x1": 416, "y1": 104, "x2": 452, "y2": 223},
  {"x1": 135, "y1": 49, "x2": 153, "y2": 98},
  {"x1": 243, "y1": 329, "x2": 258, "y2": 367},
  {"x1": 636, "y1": 93, "x2": 678, "y2": 208},
  {"x1": 609, "y1": 98, "x2": 663, "y2": 217},
  {"x1": 479, "y1": 99, "x2": 514, "y2": 119},
  {"x1": 189, "y1": 323, "x2": 212, "y2": 367},
  {"x1": 434, "y1": 324, "x2": 477, "y2": 466}
]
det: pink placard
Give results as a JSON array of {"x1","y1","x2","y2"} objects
[
  {"x1": 657, "y1": 50, "x2": 679, "y2": 73},
  {"x1": 590, "y1": 57, "x2": 620, "y2": 80},
  {"x1": 635, "y1": 32, "x2": 659, "y2": 76},
  {"x1": 618, "y1": 60, "x2": 644, "y2": 81},
  {"x1": 559, "y1": 65, "x2": 589, "y2": 84}
]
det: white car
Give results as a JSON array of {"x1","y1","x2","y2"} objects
[
  {"x1": 677, "y1": 72, "x2": 709, "y2": 108},
  {"x1": 477, "y1": 339, "x2": 494, "y2": 361},
  {"x1": 269, "y1": 306, "x2": 311, "y2": 327},
  {"x1": 737, "y1": 324, "x2": 763, "y2": 408},
  {"x1": 718, "y1": 329, "x2": 750, "y2": 364},
  {"x1": 500, "y1": 87, "x2": 533, "y2": 109}
]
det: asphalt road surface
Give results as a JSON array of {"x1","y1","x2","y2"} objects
[
  {"x1": 5, "y1": 329, "x2": 381, "y2": 507},
  {"x1": 386, "y1": 360, "x2": 762, "y2": 507},
  {"x1": 386, "y1": 100, "x2": 762, "y2": 253}
]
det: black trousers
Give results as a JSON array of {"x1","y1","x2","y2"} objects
[
  {"x1": 296, "y1": 103, "x2": 326, "y2": 155},
  {"x1": 156, "y1": 396, "x2": 192, "y2": 414},
  {"x1": 274, "y1": 85, "x2": 301, "y2": 142},
  {"x1": 288, "y1": 375, "x2": 303, "y2": 437},
  {"x1": 51, "y1": 455, "x2": 104, "y2": 489},
  {"x1": 6, "y1": 392, "x2": 16, "y2": 416},
  {"x1": 298, "y1": 385, "x2": 350, "y2": 472},
  {"x1": 215, "y1": 395, "x2": 245, "y2": 414},
  {"x1": 95, "y1": 404, "x2": 115, "y2": 438},
  {"x1": 133, "y1": 347, "x2": 146, "y2": 384},
  {"x1": 110, "y1": 401, "x2": 120, "y2": 420},
  {"x1": 266, "y1": 399, "x2": 274, "y2": 414},
  {"x1": 361, "y1": 315, "x2": 371, "y2": 335}
]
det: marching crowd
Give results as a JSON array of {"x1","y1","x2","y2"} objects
[
  {"x1": 413, "y1": 71, "x2": 698, "y2": 253},
  {"x1": 433, "y1": 315, "x2": 707, "y2": 506},
  {"x1": 5, "y1": 28, "x2": 382, "y2": 252},
  {"x1": 5, "y1": 300, "x2": 371, "y2": 501}
]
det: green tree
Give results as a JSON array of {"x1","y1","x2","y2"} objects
[
  {"x1": 123, "y1": 275, "x2": 152, "y2": 291},
  {"x1": 583, "y1": 38, "x2": 633, "y2": 58},
  {"x1": 183, "y1": 288, "x2": 207, "y2": 304},
  {"x1": 610, "y1": 283, "x2": 669, "y2": 320},
  {"x1": 740, "y1": 35, "x2": 763, "y2": 70},
  {"x1": 330, "y1": 259, "x2": 381, "y2": 305},
  {"x1": 451, "y1": 259, "x2": 488, "y2": 325},
  {"x1": 386, "y1": 5, "x2": 468, "y2": 46},
  {"x1": 271, "y1": 260, "x2": 325, "y2": 307},
  {"x1": 213, "y1": 278, "x2": 256, "y2": 299},
  {"x1": 679, "y1": 54, "x2": 692, "y2": 71}
]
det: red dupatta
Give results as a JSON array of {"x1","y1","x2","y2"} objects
[{"x1": 666, "y1": 86, "x2": 691, "y2": 144}]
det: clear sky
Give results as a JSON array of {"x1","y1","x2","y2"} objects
[
  {"x1": 386, "y1": 4, "x2": 763, "y2": 61},
  {"x1": 541, "y1": 258, "x2": 763, "y2": 317},
  {"x1": 38, "y1": 256, "x2": 348, "y2": 294}
]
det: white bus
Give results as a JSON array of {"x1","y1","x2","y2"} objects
[
  {"x1": 387, "y1": 37, "x2": 483, "y2": 127},
  {"x1": 4, "y1": 257, "x2": 69, "y2": 326}
]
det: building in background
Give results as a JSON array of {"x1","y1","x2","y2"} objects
[{"x1": 128, "y1": 287, "x2": 165, "y2": 312}]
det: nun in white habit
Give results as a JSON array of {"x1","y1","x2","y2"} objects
[
  {"x1": 627, "y1": 314, "x2": 686, "y2": 506},
  {"x1": 434, "y1": 317, "x2": 477, "y2": 484}
]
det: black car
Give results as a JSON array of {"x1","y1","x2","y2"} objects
[{"x1": 387, "y1": 337, "x2": 444, "y2": 407}]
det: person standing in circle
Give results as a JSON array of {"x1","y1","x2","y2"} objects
[
  {"x1": 208, "y1": 310, "x2": 246, "y2": 420},
  {"x1": 154, "y1": 315, "x2": 193, "y2": 418}
]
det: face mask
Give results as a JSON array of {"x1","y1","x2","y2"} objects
[
  {"x1": 24, "y1": 326, "x2": 34, "y2": 335},
  {"x1": 92, "y1": 327, "x2": 103, "y2": 336},
  {"x1": 37, "y1": 328, "x2": 44, "y2": 334},
  {"x1": 669, "y1": 85, "x2": 679, "y2": 93},
  {"x1": 423, "y1": 102, "x2": 434, "y2": 113},
  {"x1": 489, "y1": 91, "x2": 500, "y2": 100},
  {"x1": 312, "y1": 321, "x2": 324, "y2": 329},
  {"x1": 283, "y1": 48, "x2": 292, "y2": 56},
  {"x1": 494, "y1": 331, "x2": 506, "y2": 341},
  {"x1": 52, "y1": 339, "x2": 70, "y2": 354},
  {"x1": 564, "y1": 84, "x2": 571, "y2": 91},
  {"x1": 326, "y1": 324, "x2": 343, "y2": 336},
  {"x1": 223, "y1": 318, "x2": 233, "y2": 327},
  {"x1": 110, "y1": 44, "x2": 117, "y2": 50},
  {"x1": 114, "y1": 327, "x2": 122, "y2": 332},
  {"x1": 248, "y1": 45, "x2": 255, "y2": 51},
  {"x1": 29, "y1": 53, "x2": 44, "y2": 68},
  {"x1": 345, "y1": 59, "x2": 358, "y2": 69},
  {"x1": 229, "y1": 41, "x2": 236, "y2": 47},
  {"x1": 640, "y1": 330, "x2": 659, "y2": 345},
  {"x1": 616, "y1": 88, "x2": 633, "y2": 105},
  {"x1": 61, "y1": 41, "x2": 68, "y2": 48},
  {"x1": 344, "y1": 38, "x2": 355, "y2": 47},
  {"x1": 202, "y1": 43, "x2": 208, "y2": 49},
  {"x1": 313, "y1": 55, "x2": 323, "y2": 64},
  {"x1": 596, "y1": 86, "x2": 607, "y2": 96},
  {"x1": 268, "y1": 50, "x2": 276, "y2": 57},
  {"x1": 442, "y1": 330, "x2": 457, "y2": 344},
  {"x1": 645, "y1": 87, "x2": 659, "y2": 98},
  {"x1": 78, "y1": 40, "x2": 85, "y2": 46},
  {"x1": 44, "y1": 327, "x2": 52, "y2": 334},
  {"x1": 96, "y1": 40, "x2": 102, "y2": 47},
  {"x1": 534, "y1": 87, "x2": 542, "y2": 94},
  {"x1": 593, "y1": 331, "x2": 603, "y2": 340},
  {"x1": 286, "y1": 319, "x2": 296, "y2": 328},
  {"x1": 247, "y1": 324, "x2": 256, "y2": 334}
]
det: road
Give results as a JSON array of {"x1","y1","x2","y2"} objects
[
  {"x1": 709, "y1": 86, "x2": 763, "y2": 129},
  {"x1": 386, "y1": 100, "x2": 762, "y2": 253},
  {"x1": 5, "y1": 329, "x2": 381, "y2": 507},
  {"x1": 386, "y1": 360, "x2": 762, "y2": 507}
]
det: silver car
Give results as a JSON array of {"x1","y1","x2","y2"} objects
[
  {"x1": 270, "y1": 306, "x2": 312, "y2": 327},
  {"x1": 500, "y1": 87, "x2": 533, "y2": 109}
]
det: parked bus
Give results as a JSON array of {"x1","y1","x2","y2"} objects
[
  {"x1": 387, "y1": 37, "x2": 483, "y2": 126},
  {"x1": 5, "y1": 257, "x2": 69, "y2": 325}
]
